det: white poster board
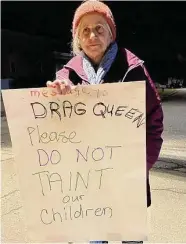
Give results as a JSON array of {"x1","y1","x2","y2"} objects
[{"x1": 2, "y1": 81, "x2": 147, "y2": 243}]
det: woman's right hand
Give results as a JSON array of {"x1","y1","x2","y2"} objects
[{"x1": 46, "y1": 79, "x2": 73, "y2": 95}]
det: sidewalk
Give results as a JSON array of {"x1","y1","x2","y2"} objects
[{"x1": 1, "y1": 116, "x2": 186, "y2": 243}]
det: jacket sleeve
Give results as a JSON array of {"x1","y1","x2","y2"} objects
[{"x1": 143, "y1": 65, "x2": 164, "y2": 171}]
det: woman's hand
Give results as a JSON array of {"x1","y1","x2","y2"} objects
[{"x1": 46, "y1": 79, "x2": 72, "y2": 95}]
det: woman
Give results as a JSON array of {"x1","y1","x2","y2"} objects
[{"x1": 47, "y1": 0, "x2": 164, "y2": 243}]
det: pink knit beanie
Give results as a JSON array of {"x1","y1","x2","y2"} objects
[{"x1": 72, "y1": 0, "x2": 116, "y2": 40}]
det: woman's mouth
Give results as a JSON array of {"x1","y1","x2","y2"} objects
[{"x1": 89, "y1": 44, "x2": 100, "y2": 47}]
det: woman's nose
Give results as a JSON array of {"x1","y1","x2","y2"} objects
[{"x1": 89, "y1": 30, "x2": 97, "y2": 39}]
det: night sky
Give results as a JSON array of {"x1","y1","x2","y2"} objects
[{"x1": 2, "y1": 1, "x2": 186, "y2": 60}]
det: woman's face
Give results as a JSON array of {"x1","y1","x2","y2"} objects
[{"x1": 78, "y1": 13, "x2": 113, "y2": 64}]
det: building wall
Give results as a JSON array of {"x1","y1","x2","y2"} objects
[{"x1": 1, "y1": 29, "x2": 64, "y2": 88}]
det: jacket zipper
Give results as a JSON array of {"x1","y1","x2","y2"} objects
[{"x1": 121, "y1": 62, "x2": 144, "y2": 82}]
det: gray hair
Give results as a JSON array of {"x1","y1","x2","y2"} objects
[{"x1": 71, "y1": 22, "x2": 113, "y2": 56}]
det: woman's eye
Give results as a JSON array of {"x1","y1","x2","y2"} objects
[
  {"x1": 96, "y1": 25, "x2": 104, "y2": 34},
  {"x1": 83, "y1": 28, "x2": 90, "y2": 35}
]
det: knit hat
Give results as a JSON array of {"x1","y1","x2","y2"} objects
[{"x1": 72, "y1": 0, "x2": 116, "y2": 41}]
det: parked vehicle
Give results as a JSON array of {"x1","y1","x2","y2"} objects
[{"x1": 167, "y1": 77, "x2": 184, "y2": 88}]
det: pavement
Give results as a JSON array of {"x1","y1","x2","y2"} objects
[
  {"x1": 1, "y1": 89, "x2": 186, "y2": 243},
  {"x1": 157, "y1": 89, "x2": 186, "y2": 170},
  {"x1": 148, "y1": 89, "x2": 186, "y2": 243}
]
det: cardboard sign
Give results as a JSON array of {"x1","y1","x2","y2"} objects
[{"x1": 2, "y1": 81, "x2": 147, "y2": 243}]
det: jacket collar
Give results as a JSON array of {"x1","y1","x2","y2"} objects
[
  {"x1": 64, "y1": 48, "x2": 144, "y2": 82},
  {"x1": 125, "y1": 48, "x2": 144, "y2": 67},
  {"x1": 64, "y1": 55, "x2": 89, "y2": 82}
]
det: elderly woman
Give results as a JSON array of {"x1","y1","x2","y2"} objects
[{"x1": 47, "y1": 0, "x2": 163, "y2": 243}]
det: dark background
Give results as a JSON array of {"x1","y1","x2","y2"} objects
[{"x1": 1, "y1": 1, "x2": 186, "y2": 88}]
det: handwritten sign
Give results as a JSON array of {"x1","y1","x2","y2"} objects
[{"x1": 2, "y1": 81, "x2": 147, "y2": 242}]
